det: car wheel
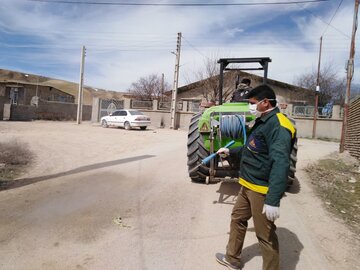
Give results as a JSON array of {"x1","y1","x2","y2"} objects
[
  {"x1": 101, "y1": 120, "x2": 108, "y2": 128},
  {"x1": 124, "y1": 121, "x2": 131, "y2": 130},
  {"x1": 140, "y1": 126, "x2": 147, "y2": 130}
]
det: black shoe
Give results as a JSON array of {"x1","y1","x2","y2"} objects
[{"x1": 215, "y1": 253, "x2": 241, "y2": 270}]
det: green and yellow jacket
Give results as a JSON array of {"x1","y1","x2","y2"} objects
[{"x1": 230, "y1": 107, "x2": 296, "y2": 206}]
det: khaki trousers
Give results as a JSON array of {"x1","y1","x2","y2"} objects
[{"x1": 225, "y1": 186, "x2": 279, "y2": 270}]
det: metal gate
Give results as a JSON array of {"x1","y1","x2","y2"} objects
[{"x1": 99, "y1": 99, "x2": 124, "y2": 120}]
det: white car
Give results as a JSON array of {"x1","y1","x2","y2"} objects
[{"x1": 101, "y1": 109, "x2": 151, "y2": 130}]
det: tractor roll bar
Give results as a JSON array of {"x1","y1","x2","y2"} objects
[{"x1": 217, "y1": 57, "x2": 272, "y2": 105}]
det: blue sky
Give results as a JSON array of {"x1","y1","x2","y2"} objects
[{"x1": 0, "y1": 0, "x2": 358, "y2": 91}]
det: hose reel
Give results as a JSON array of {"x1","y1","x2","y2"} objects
[{"x1": 220, "y1": 114, "x2": 247, "y2": 143}]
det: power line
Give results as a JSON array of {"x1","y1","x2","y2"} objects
[
  {"x1": 322, "y1": 0, "x2": 344, "y2": 36},
  {"x1": 297, "y1": 2, "x2": 350, "y2": 39},
  {"x1": 182, "y1": 35, "x2": 210, "y2": 60},
  {"x1": 28, "y1": 0, "x2": 330, "y2": 6}
]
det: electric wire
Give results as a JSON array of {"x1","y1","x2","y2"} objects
[
  {"x1": 321, "y1": 0, "x2": 344, "y2": 36},
  {"x1": 28, "y1": 0, "x2": 330, "y2": 6},
  {"x1": 296, "y1": 2, "x2": 350, "y2": 39},
  {"x1": 182, "y1": 35, "x2": 211, "y2": 61}
]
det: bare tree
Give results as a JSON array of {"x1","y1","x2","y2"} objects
[
  {"x1": 294, "y1": 63, "x2": 346, "y2": 106},
  {"x1": 128, "y1": 74, "x2": 171, "y2": 101},
  {"x1": 187, "y1": 56, "x2": 237, "y2": 103}
]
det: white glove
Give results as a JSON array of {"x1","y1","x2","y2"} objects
[
  {"x1": 262, "y1": 204, "x2": 280, "y2": 222},
  {"x1": 217, "y1": 147, "x2": 230, "y2": 158}
]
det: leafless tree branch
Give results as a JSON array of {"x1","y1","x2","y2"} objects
[{"x1": 128, "y1": 74, "x2": 171, "y2": 101}]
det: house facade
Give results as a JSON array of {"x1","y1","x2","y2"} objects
[
  {"x1": 0, "y1": 81, "x2": 75, "y2": 105},
  {"x1": 177, "y1": 71, "x2": 316, "y2": 109},
  {"x1": 0, "y1": 69, "x2": 133, "y2": 121},
  {"x1": 0, "y1": 80, "x2": 76, "y2": 120}
]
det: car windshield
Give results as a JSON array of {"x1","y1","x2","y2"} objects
[{"x1": 129, "y1": 111, "x2": 144, "y2": 116}]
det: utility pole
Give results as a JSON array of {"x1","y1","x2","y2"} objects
[
  {"x1": 312, "y1": 36, "x2": 323, "y2": 139},
  {"x1": 161, "y1": 73, "x2": 164, "y2": 103},
  {"x1": 340, "y1": 0, "x2": 359, "y2": 152},
  {"x1": 77, "y1": 45, "x2": 86, "y2": 125},
  {"x1": 170, "y1": 32, "x2": 182, "y2": 129}
]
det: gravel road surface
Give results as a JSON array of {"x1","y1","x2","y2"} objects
[{"x1": 0, "y1": 121, "x2": 358, "y2": 270}]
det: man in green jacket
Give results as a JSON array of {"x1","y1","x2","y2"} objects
[{"x1": 215, "y1": 84, "x2": 296, "y2": 270}]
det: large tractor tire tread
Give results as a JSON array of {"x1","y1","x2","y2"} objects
[
  {"x1": 287, "y1": 138, "x2": 298, "y2": 187},
  {"x1": 290, "y1": 154, "x2": 298, "y2": 162},
  {"x1": 187, "y1": 113, "x2": 210, "y2": 183}
]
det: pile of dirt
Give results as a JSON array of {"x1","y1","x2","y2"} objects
[{"x1": 305, "y1": 151, "x2": 360, "y2": 236}]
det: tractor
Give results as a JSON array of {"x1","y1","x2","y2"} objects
[{"x1": 187, "y1": 57, "x2": 297, "y2": 185}]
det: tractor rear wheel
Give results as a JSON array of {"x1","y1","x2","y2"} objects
[
  {"x1": 187, "y1": 112, "x2": 210, "y2": 183},
  {"x1": 287, "y1": 117, "x2": 298, "y2": 187},
  {"x1": 287, "y1": 138, "x2": 298, "y2": 187}
]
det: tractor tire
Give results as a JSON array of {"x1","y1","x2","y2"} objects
[
  {"x1": 287, "y1": 138, "x2": 298, "y2": 187},
  {"x1": 187, "y1": 112, "x2": 210, "y2": 183},
  {"x1": 287, "y1": 116, "x2": 298, "y2": 187}
]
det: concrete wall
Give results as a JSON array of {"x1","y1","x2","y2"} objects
[
  {"x1": 293, "y1": 117, "x2": 342, "y2": 140},
  {"x1": 9, "y1": 101, "x2": 92, "y2": 121},
  {"x1": 141, "y1": 109, "x2": 194, "y2": 130},
  {"x1": 141, "y1": 109, "x2": 343, "y2": 139},
  {"x1": 3, "y1": 104, "x2": 10, "y2": 120},
  {"x1": 93, "y1": 98, "x2": 342, "y2": 139},
  {"x1": 142, "y1": 112, "x2": 342, "y2": 139},
  {"x1": 10, "y1": 105, "x2": 36, "y2": 121}
]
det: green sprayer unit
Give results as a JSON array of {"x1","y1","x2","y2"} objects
[{"x1": 187, "y1": 57, "x2": 297, "y2": 185}]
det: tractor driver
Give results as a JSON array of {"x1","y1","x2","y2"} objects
[{"x1": 230, "y1": 78, "x2": 252, "y2": 102}]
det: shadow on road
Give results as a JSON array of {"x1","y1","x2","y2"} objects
[
  {"x1": 0, "y1": 154, "x2": 155, "y2": 191},
  {"x1": 213, "y1": 181, "x2": 240, "y2": 205},
  {"x1": 241, "y1": 227, "x2": 303, "y2": 270},
  {"x1": 286, "y1": 176, "x2": 301, "y2": 194}
]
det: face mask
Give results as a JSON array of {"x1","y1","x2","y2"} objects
[
  {"x1": 249, "y1": 99, "x2": 277, "y2": 117},
  {"x1": 249, "y1": 103, "x2": 259, "y2": 115}
]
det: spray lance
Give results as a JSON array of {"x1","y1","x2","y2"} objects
[{"x1": 190, "y1": 140, "x2": 235, "y2": 173}]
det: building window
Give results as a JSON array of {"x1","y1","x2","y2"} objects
[{"x1": 10, "y1": 87, "x2": 19, "y2": 105}]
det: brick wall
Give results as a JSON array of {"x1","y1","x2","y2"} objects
[
  {"x1": 345, "y1": 97, "x2": 360, "y2": 159},
  {"x1": 10, "y1": 101, "x2": 92, "y2": 121}
]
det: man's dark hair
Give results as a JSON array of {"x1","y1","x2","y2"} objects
[
  {"x1": 241, "y1": 78, "x2": 251, "y2": 86},
  {"x1": 246, "y1": 84, "x2": 277, "y2": 107}
]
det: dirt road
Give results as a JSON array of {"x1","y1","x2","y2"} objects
[{"x1": 0, "y1": 121, "x2": 359, "y2": 270}]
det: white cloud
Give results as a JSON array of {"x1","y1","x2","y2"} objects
[{"x1": 0, "y1": 0, "x2": 358, "y2": 91}]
